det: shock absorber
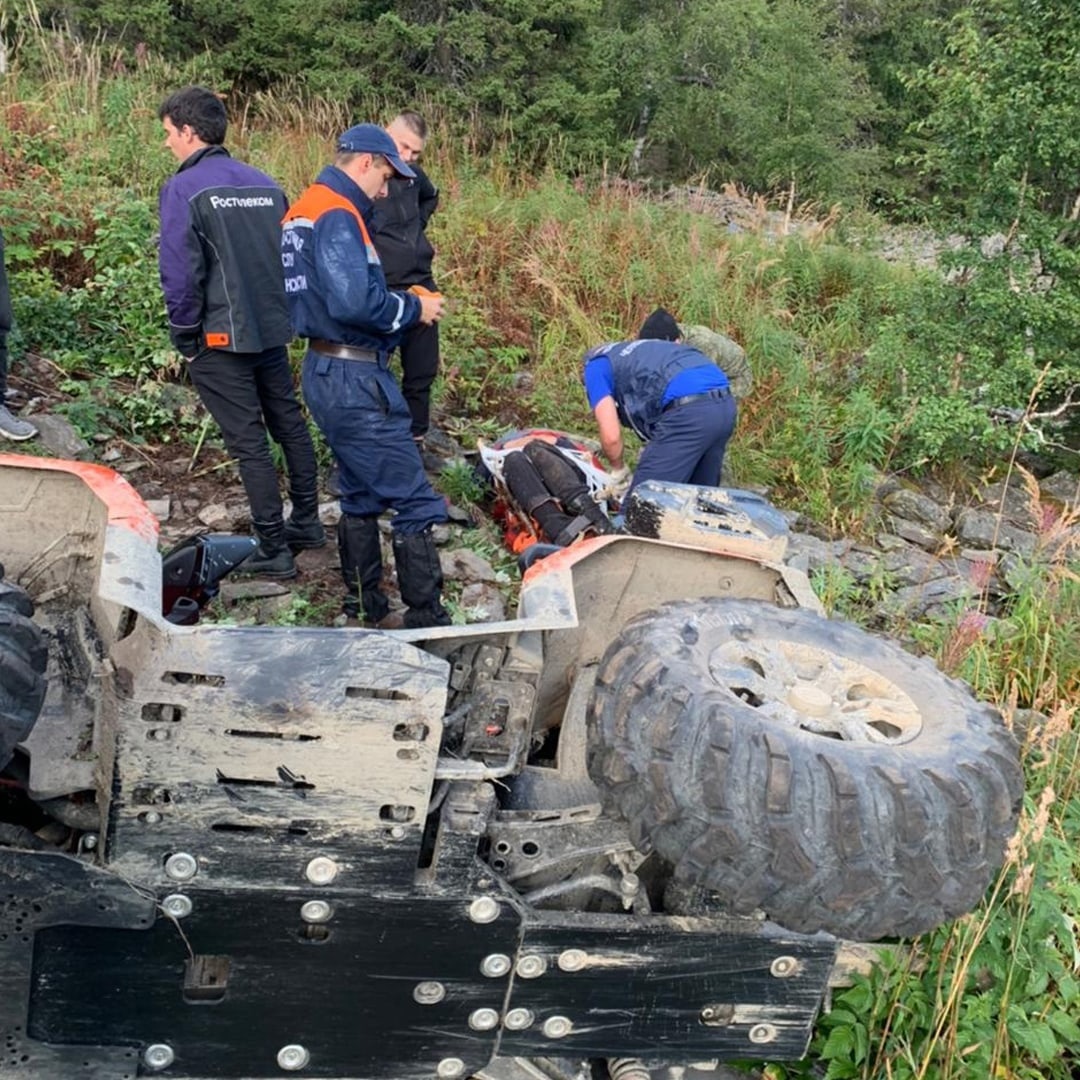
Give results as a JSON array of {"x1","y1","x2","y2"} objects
[{"x1": 607, "y1": 1058, "x2": 651, "y2": 1080}]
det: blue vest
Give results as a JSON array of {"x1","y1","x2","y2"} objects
[{"x1": 610, "y1": 340, "x2": 724, "y2": 439}]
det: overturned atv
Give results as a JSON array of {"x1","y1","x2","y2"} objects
[{"x1": 0, "y1": 454, "x2": 1022, "y2": 1080}]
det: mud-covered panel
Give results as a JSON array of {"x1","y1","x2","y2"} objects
[
  {"x1": 106, "y1": 624, "x2": 449, "y2": 886},
  {"x1": 625, "y1": 482, "x2": 790, "y2": 562},
  {"x1": 498, "y1": 914, "x2": 835, "y2": 1062},
  {"x1": 531, "y1": 537, "x2": 789, "y2": 731},
  {"x1": 26, "y1": 888, "x2": 519, "y2": 1080}
]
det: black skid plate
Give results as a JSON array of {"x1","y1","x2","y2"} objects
[{"x1": 3, "y1": 849, "x2": 834, "y2": 1078}]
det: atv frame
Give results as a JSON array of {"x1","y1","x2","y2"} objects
[{"x1": 0, "y1": 454, "x2": 1019, "y2": 1080}]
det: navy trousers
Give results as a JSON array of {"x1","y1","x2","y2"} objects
[
  {"x1": 301, "y1": 351, "x2": 446, "y2": 534},
  {"x1": 629, "y1": 395, "x2": 738, "y2": 497}
]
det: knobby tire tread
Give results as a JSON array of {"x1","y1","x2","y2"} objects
[{"x1": 587, "y1": 598, "x2": 1024, "y2": 940}]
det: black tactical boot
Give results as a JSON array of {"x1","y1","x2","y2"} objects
[
  {"x1": 284, "y1": 487, "x2": 327, "y2": 550},
  {"x1": 524, "y1": 440, "x2": 614, "y2": 536},
  {"x1": 338, "y1": 515, "x2": 402, "y2": 628},
  {"x1": 563, "y1": 491, "x2": 616, "y2": 535},
  {"x1": 241, "y1": 520, "x2": 297, "y2": 579},
  {"x1": 392, "y1": 529, "x2": 452, "y2": 629}
]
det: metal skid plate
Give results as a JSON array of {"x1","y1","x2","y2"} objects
[
  {"x1": 0, "y1": 850, "x2": 157, "y2": 1080},
  {"x1": 18, "y1": 878, "x2": 520, "y2": 1080},
  {"x1": 105, "y1": 622, "x2": 450, "y2": 890},
  {"x1": 498, "y1": 913, "x2": 836, "y2": 1062}
]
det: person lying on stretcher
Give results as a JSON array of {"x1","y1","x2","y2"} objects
[{"x1": 477, "y1": 430, "x2": 620, "y2": 562}]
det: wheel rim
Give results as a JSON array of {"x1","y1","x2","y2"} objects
[{"x1": 708, "y1": 638, "x2": 923, "y2": 743}]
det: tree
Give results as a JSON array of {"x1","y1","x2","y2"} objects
[{"x1": 905, "y1": 0, "x2": 1080, "y2": 228}]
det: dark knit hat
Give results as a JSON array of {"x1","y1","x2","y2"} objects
[{"x1": 637, "y1": 307, "x2": 680, "y2": 341}]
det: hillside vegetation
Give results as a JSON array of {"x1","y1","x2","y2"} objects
[{"x1": 1, "y1": 8, "x2": 1079, "y2": 1079}]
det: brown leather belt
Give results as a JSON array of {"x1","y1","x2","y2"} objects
[{"x1": 309, "y1": 339, "x2": 380, "y2": 362}]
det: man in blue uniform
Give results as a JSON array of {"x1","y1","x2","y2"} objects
[
  {"x1": 282, "y1": 124, "x2": 450, "y2": 629},
  {"x1": 582, "y1": 335, "x2": 737, "y2": 498},
  {"x1": 157, "y1": 86, "x2": 324, "y2": 578}
]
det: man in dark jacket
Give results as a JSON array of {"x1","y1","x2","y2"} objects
[
  {"x1": 282, "y1": 124, "x2": 450, "y2": 629},
  {"x1": 157, "y1": 86, "x2": 323, "y2": 578},
  {"x1": 0, "y1": 229, "x2": 38, "y2": 442},
  {"x1": 582, "y1": 337, "x2": 737, "y2": 498},
  {"x1": 370, "y1": 111, "x2": 441, "y2": 441}
]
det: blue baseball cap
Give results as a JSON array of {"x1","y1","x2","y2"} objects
[{"x1": 336, "y1": 123, "x2": 416, "y2": 179}]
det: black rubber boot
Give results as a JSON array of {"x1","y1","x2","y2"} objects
[
  {"x1": 525, "y1": 440, "x2": 614, "y2": 535},
  {"x1": 241, "y1": 520, "x2": 297, "y2": 579},
  {"x1": 563, "y1": 491, "x2": 615, "y2": 535},
  {"x1": 392, "y1": 529, "x2": 452, "y2": 629},
  {"x1": 338, "y1": 515, "x2": 401, "y2": 626},
  {"x1": 284, "y1": 488, "x2": 327, "y2": 550}
]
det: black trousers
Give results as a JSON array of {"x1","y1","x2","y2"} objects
[
  {"x1": 395, "y1": 279, "x2": 440, "y2": 438},
  {"x1": 186, "y1": 346, "x2": 319, "y2": 525}
]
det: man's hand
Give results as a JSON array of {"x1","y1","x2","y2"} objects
[
  {"x1": 410, "y1": 285, "x2": 445, "y2": 325},
  {"x1": 609, "y1": 464, "x2": 631, "y2": 498},
  {"x1": 417, "y1": 292, "x2": 444, "y2": 325},
  {"x1": 597, "y1": 464, "x2": 631, "y2": 503}
]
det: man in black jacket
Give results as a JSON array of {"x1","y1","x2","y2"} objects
[
  {"x1": 157, "y1": 86, "x2": 324, "y2": 578},
  {"x1": 370, "y1": 111, "x2": 441, "y2": 441}
]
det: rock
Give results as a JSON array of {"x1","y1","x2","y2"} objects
[
  {"x1": 30, "y1": 414, "x2": 92, "y2": 460},
  {"x1": 954, "y1": 508, "x2": 1036, "y2": 554},
  {"x1": 432, "y1": 524, "x2": 452, "y2": 546},
  {"x1": 874, "y1": 532, "x2": 910, "y2": 553},
  {"x1": 144, "y1": 497, "x2": 171, "y2": 522},
  {"x1": 317, "y1": 500, "x2": 341, "y2": 527},
  {"x1": 446, "y1": 502, "x2": 473, "y2": 526},
  {"x1": 1039, "y1": 471, "x2": 1080, "y2": 506},
  {"x1": 784, "y1": 532, "x2": 840, "y2": 574},
  {"x1": 422, "y1": 427, "x2": 467, "y2": 460},
  {"x1": 219, "y1": 580, "x2": 291, "y2": 602},
  {"x1": 440, "y1": 546, "x2": 500, "y2": 584},
  {"x1": 283, "y1": 497, "x2": 340, "y2": 528},
  {"x1": 253, "y1": 592, "x2": 298, "y2": 620},
  {"x1": 974, "y1": 480, "x2": 1040, "y2": 529},
  {"x1": 459, "y1": 582, "x2": 506, "y2": 622},
  {"x1": 197, "y1": 503, "x2": 233, "y2": 529},
  {"x1": 116, "y1": 461, "x2": 148, "y2": 475},
  {"x1": 881, "y1": 487, "x2": 951, "y2": 532},
  {"x1": 879, "y1": 546, "x2": 950, "y2": 588},
  {"x1": 884, "y1": 514, "x2": 941, "y2": 552},
  {"x1": 101, "y1": 448, "x2": 122, "y2": 463},
  {"x1": 421, "y1": 449, "x2": 448, "y2": 473},
  {"x1": 836, "y1": 544, "x2": 882, "y2": 584},
  {"x1": 874, "y1": 574, "x2": 977, "y2": 621}
]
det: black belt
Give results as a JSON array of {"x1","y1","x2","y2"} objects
[
  {"x1": 309, "y1": 339, "x2": 380, "y2": 362},
  {"x1": 662, "y1": 387, "x2": 731, "y2": 412}
]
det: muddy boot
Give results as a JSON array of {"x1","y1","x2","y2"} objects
[
  {"x1": 284, "y1": 487, "x2": 327, "y2": 550},
  {"x1": 563, "y1": 491, "x2": 615, "y2": 536},
  {"x1": 392, "y1": 529, "x2": 452, "y2": 629},
  {"x1": 241, "y1": 520, "x2": 297, "y2": 579},
  {"x1": 524, "y1": 440, "x2": 614, "y2": 536},
  {"x1": 338, "y1": 515, "x2": 402, "y2": 628}
]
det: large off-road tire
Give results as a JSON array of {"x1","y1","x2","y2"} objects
[
  {"x1": 0, "y1": 569, "x2": 48, "y2": 770},
  {"x1": 587, "y1": 598, "x2": 1024, "y2": 940}
]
